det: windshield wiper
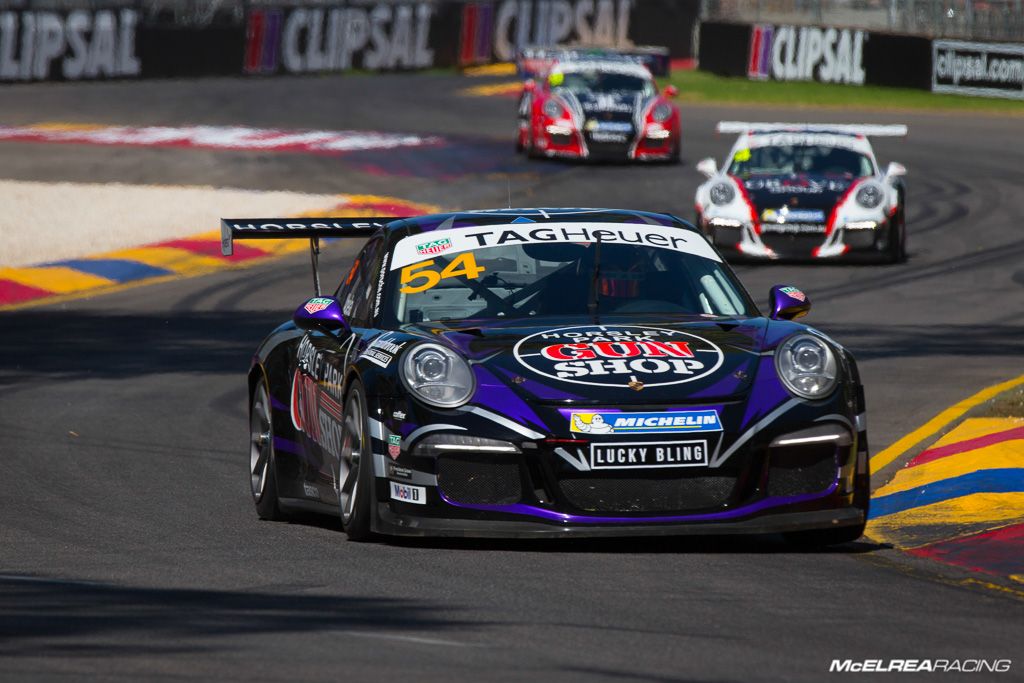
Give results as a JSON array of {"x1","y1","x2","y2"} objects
[{"x1": 587, "y1": 236, "x2": 601, "y2": 322}]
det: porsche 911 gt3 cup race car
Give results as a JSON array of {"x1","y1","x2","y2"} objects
[
  {"x1": 224, "y1": 208, "x2": 869, "y2": 544},
  {"x1": 695, "y1": 122, "x2": 908, "y2": 262},
  {"x1": 516, "y1": 52, "x2": 681, "y2": 162}
]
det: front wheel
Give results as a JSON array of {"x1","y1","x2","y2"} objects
[
  {"x1": 250, "y1": 378, "x2": 286, "y2": 521},
  {"x1": 337, "y1": 381, "x2": 374, "y2": 541}
]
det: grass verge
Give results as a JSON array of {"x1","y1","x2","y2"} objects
[{"x1": 665, "y1": 70, "x2": 1024, "y2": 115}]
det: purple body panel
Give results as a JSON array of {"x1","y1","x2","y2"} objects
[
  {"x1": 440, "y1": 481, "x2": 839, "y2": 524},
  {"x1": 293, "y1": 297, "x2": 347, "y2": 329},
  {"x1": 768, "y1": 285, "x2": 812, "y2": 321},
  {"x1": 472, "y1": 365, "x2": 550, "y2": 432}
]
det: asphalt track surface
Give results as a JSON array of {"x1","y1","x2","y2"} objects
[{"x1": 1, "y1": 74, "x2": 1022, "y2": 681}]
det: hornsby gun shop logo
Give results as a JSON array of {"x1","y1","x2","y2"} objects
[{"x1": 513, "y1": 325, "x2": 724, "y2": 388}]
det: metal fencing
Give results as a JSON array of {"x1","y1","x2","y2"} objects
[{"x1": 702, "y1": 0, "x2": 1024, "y2": 42}]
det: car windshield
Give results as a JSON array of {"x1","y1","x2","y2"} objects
[
  {"x1": 383, "y1": 223, "x2": 752, "y2": 324},
  {"x1": 555, "y1": 70, "x2": 654, "y2": 97},
  {"x1": 729, "y1": 145, "x2": 873, "y2": 178}
]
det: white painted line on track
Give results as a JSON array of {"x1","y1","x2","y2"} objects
[{"x1": 337, "y1": 630, "x2": 482, "y2": 647}]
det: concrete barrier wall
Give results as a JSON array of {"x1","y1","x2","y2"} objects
[
  {"x1": 0, "y1": 0, "x2": 701, "y2": 83},
  {"x1": 698, "y1": 20, "x2": 1023, "y2": 99}
]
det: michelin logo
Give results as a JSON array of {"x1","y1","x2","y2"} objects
[{"x1": 570, "y1": 410, "x2": 722, "y2": 435}]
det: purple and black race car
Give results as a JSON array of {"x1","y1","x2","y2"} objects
[{"x1": 222, "y1": 208, "x2": 869, "y2": 544}]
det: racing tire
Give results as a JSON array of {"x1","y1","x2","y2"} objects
[
  {"x1": 668, "y1": 139, "x2": 681, "y2": 165},
  {"x1": 887, "y1": 211, "x2": 907, "y2": 264},
  {"x1": 250, "y1": 378, "x2": 286, "y2": 521},
  {"x1": 526, "y1": 127, "x2": 541, "y2": 160},
  {"x1": 783, "y1": 522, "x2": 866, "y2": 548},
  {"x1": 338, "y1": 381, "x2": 375, "y2": 541}
]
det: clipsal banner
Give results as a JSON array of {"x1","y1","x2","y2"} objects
[
  {"x1": 244, "y1": 2, "x2": 434, "y2": 75},
  {"x1": 513, "y1": 325, "x2": 724, "y2": 388},
  {"x1": 748, "y1": 24, "x2": 867, "y2": 85},
  {"x1": 460, "y1": 0, "x2": 635, "y2": 64},
  {"x1": 0, "y1": 9, "x2": 140, "y2": 82}
]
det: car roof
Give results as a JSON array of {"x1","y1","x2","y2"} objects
[{"x1": 386, "y1": 208, "x2": 691, "y2": 235}]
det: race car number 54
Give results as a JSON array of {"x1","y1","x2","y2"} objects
[{"x1": 400, "y1": 253, "x2": 485, "y2": 294}]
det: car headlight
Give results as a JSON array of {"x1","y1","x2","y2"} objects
[
  {"x1": 775, "y1": 335, "x2": 838, "y2": 400},
  {"x1": 543, "y1": 99, "x2": 564, "y2": 119},
  {"x1": 855, "y1": 183, "x2": 884, "y2": 209},
  {"x1": 650, "y1": 103, "x2": 672, "y2": 123},
  {"x1": 401, "y1": 343, "x2": 475, "y2": 408},
  {"x1": 709, "y1": 182, "x2": 736, "y2": 206}
]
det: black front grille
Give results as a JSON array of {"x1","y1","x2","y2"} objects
[
  {"x1": 437, "y1": 453, "x2": 523, "y2": 505},
  {"x1": 759, "y1": 232, "x2": 825, "y2": 256},
  {"x1": 585, "y1": 139, "x2": 632, "y2": 158},
  {"x1": 767, "y1": 445, "x2": 837, "y2": 497},
  {"x1": 558, "y1": 474, "x2": 736, "y2": 513}
]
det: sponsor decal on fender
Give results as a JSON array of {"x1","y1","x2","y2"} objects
[
  {"x1": 359, "y1": 332, "x2": 405, "y2": 369},
  {"x1": 303, "y1": 297, "x2": 335, "y2": 314},
  {"x1": 514, "y1": 325, "x2": 724, "y2": 388},
  {"x1": 570, "y1": 410, "x2": 722, "y2": 435},
  {"x1": 290, "y1": 336, "x2": 347, "y2": 457},
  {"x1": 590, "y1": 440, "x2": 710, "y2": 469},
  {"x1": 387, "y1": 433, "x2": 402, "y2": 459},
  {"x1": 390, "y1": 480, "x2": 425, "y2": 504}
]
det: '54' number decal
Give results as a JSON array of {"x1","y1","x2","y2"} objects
[{"x1": 400, "y1": 253, "x2": 485, "y2": 294}]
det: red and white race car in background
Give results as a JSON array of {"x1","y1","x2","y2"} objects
[
  {"x1": 694, "y1": 122, "x2": 908, "y2": 262},
  {"x1": 516, "y1": 55, "x2": 681, "y2": 163}
]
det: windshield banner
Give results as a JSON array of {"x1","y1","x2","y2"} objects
[{"x1": 389, "y1": 222, "x2": 721, "y2": 270}]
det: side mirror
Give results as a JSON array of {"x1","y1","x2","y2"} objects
[
  {"x1": 663, "y1": 84, "x2": 678, "y2": 98},
  {"x1": 884, "y1": 161, "x2": 906, "y2": 178},
  {"x1": 769, "y1": 285, "x2": 811, "y2": 321},
  {"x1": 523, "y1": 79, "x2": 536, "y2": 92},
  {"x1": 294, "y1": 296, "x2": 348, "y2": 332},
  {"x1": 696, "y1": 157, "x2": 718, "y2": 178}
]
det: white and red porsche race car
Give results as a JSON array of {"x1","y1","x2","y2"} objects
[
  {"x1": 694, "y1": 123, "x2": 908, "y2": 262},
  {"x1": 516, "y1": 51, "x2": 681, "y2": 163}
]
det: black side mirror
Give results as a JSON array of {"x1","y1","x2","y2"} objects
[
  {"x1": 293, "y1": 297, "x2": 349, "y2": 332},
  {"x1": 768, "y1": 285, "x2": 811, "y2": 321}
]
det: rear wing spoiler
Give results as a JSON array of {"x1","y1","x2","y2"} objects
[
  {"x1": 716, "y1": 122, "x2": 908, "y2": 137},
  {"x1": 517, "y1": 45, "x2": 671, "y2": 78},
  {"x1": 220, "y1": 217, "x2": 406, "y2": 295}
]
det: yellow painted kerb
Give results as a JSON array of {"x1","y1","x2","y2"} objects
[{"x1": 871, "y1": 373, "x2": 1024, "y2": 475}]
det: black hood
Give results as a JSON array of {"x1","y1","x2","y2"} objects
[
  {"x1": 742, "y1": 174, "x2": 852, "y2": 217},
  {"x1": 565, "y1": 90, "x2": 646, "y2": 121},
  {"x1": 404, "y1": 316, "x2": 769, "y2": 405}
]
